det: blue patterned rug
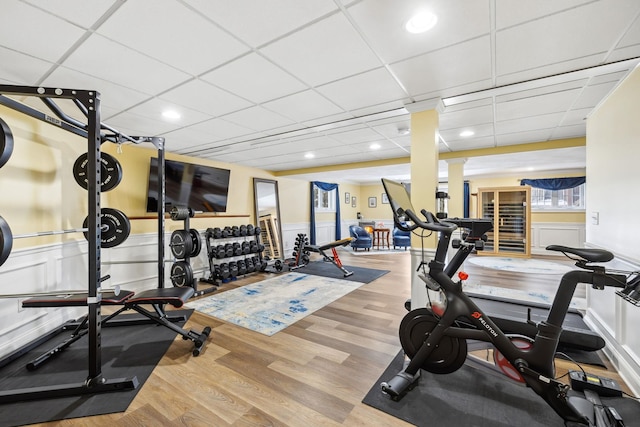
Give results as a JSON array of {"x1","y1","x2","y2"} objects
[{"x1": 185, "y1": 272, "x2": 366, "y2": 336}]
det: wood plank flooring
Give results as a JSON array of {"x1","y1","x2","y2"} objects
[{"x1": 28, "y1": 249, "x2": 633, "y2": 426}]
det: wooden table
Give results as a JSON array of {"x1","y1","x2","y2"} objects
[{"x1": 372, "y1": 228, "x2": 390, "y2": 250}]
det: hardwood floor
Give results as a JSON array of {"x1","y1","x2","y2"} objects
[{"x1": 29, "y1": 249, "x2": 633, "y2": 426}]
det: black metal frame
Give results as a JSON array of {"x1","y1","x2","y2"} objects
[{"x1": 0, "y1": 84, "x2": 165, "y2": 402}]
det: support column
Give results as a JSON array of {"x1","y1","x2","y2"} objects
[
  {"x1": 408, "y1": 107, "x2": 440, "y2": 308},
  {"x1": 446, "y1": 158, "x2": 466, "y2": 218}
]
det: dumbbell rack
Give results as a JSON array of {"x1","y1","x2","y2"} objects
[{"x1": 200, "y1": 224, "x2": 267, "y2": 285}]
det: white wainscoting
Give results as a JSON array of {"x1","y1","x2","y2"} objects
[{"x1": 530, "y1": 222, "x2": 586, "y2": 255}]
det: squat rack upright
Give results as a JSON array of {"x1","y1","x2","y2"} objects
[{"x1": 0, "y1": 84, "x2": 166, "y2": 403}]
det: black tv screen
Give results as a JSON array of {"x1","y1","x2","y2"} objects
[{"x1": 146, "y1": 157, "x2": 231, "y2": 213}]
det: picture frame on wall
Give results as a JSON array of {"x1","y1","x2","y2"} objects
[
  {"x1": 368, "y1": 196, "x2": 377, "y2": 208},
  {"x1": 382, "y1": 192, "x2": 389, "y2": 204},
  {"x1": 345, "y1": 192, "x2": 350, "y2": 204},
  {"x1": 351, "y1": 196, "x2": 356, "y2": 207}
]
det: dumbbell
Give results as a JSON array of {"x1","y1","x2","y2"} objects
[
  {"x1": 233, "y1": 242, "x2": 242, "y2": 256},
  {"x1": 254, "y1": 226, "x2": 261, "y2": 236},
  {"x1": 237, "y1": 259, "x2": 247, "y2": 275},
  {"x1": 231, "y1": 226, "x2": 240, "y2": 237},
  {"x1": 219, "y1": 263, "x2": 230, "y2": 280},
  {"x1": 249, "y1": 240, "x2": 258, "y2": 253},
  {"x1": 239, "y1": 225, "x2": 247, "y2": 236},
  {"x1": 245, "y1": 257, "x2": 254, "y2": 273},
  {"x1": 215, "y1": 245, "x2": 226, "y2": 259},
  {"x1": 224, "y1": 243, "x2": 234, "y2": 257},
  {"x1": 228, "y1": 261, "x2": 238, "y2": 278},
  {"x1": 212, "y1": 227, "x2": 222, "y2": 239},
  {"x1": 246, "y1": 224, "x2": 254, "y2": 236},
  {"x1": 241, "y1": 241, "x2": 251, "y2": 255},
  {"x1": 222, "y1": 226, "x2": 232, "y2": 238},
  {"x1": 213, "y1": 265, "x2": 222, "y2": 280},
  {"x1": 259, "y1": 259, "x2": 268, "y2": 271}
]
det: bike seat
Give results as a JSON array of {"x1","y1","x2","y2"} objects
[{"x1": 546, "y1": 245, "x2": 614, "y2": 263}]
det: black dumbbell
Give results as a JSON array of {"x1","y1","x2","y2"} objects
[
  {"x1": 216, "y1": 245, "x2": 226, "y2": 259},
  {"x1": 213, "y1": 265, "x2": 222, "y2": 280},
  {"x1": 259, "y1": 259, "x2": 268, "y2": 271},
  {"x1": 249, "y1": 241, "x2": 258, "y2": 253},
  {"x1": 212, "y1": 227, "x2": 222, "y2": 238},
  {"x1": 233, "y1": 242, "x2": 242, "y2": 256},
  {"x1": 237, "y1": 259, "x2": 247, "y2": 275},
  {"x1": 224, "y1": 243, "x2": 234, "y2": 257},
  {"x1": 222, "y1": 226, "x2": 232, "y2": 238},
  {"x1": 239, "y1": 225, "x2": 247, "y2": 236},
  {"x1": 231, "y1": 226, "x2": 240, "y2": 237},
  {"x1": 254, "y1": 226, "x2": 261, "y2": 236},
  {"x1": 245, "y1": 258, "x2": 254, "y2": 273},
  {"x1": 241, "y1": 241, "x2": 250, "y2": 255},
  {"x1": 219, "y1": 263, "x2": 230, "y2": 280},
  {"x1": 228, "y1": 261, "x2": 238, "y2": 278},
  {"x1": 246, "y1": 224, "x2": 254, "y2": 236}
]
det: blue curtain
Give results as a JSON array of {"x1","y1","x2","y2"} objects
[
  {"x1": 463, "y1": 181, "x2": 470, "y2": 218},
  {"x1": 520, "y1": 176, "x2": 585, "y2": 190},
  {"x1": 309, "y1": 181, "x2": 341, "y2": 245}
]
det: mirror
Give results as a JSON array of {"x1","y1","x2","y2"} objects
[{"x1": 253, "y1": 178, "x2": 283, "y2": 260}]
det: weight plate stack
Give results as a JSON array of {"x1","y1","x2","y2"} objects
[
  {"x1": 171, "y1": 261, "x2": 193, "y2": 287},
  {"x1": 170, "y1": 229, "x2": 192, "y2": 259},
  {"x1": 189, "y1": 229, "x2": 201, "y2": 257},
  {"x1": 0, "y1": 117, "x2": 14, "y2": 169}
]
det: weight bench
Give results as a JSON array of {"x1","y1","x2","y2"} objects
[
  {"x1": 303, "y1": 237, "x2": 354, "y2": 277},
  {"x1": 21, "y1": 286, "x2": 211, "y2": 370}
]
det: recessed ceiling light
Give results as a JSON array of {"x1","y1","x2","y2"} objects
[
  {"x1": 460, "y1": 130, "x2": 475, "y2": 137},
  {"x1": 406, "y1": 10, "x2": 438, "y2": 34},
  {"x1": 162, "y1": 109, "x2": 181, "y2": 120},
  {"x1": 370, "y1": 143, "x2": 381, "y2": 150},
  {"x1": 304, "y1": 152, "x2": 315, "y2": 159}
]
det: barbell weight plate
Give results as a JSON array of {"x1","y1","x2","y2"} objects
[
  {"x1": 73, "y1": 152, "x2": 123, "y2": 192},
  {"x1": 170, "y1": 261, "x2": 193, "y2": 287},
  {"x1": 0, "y1": 215, "x2": 14, "y2": 267},
  {"x1": 81, "y1": 208, "x2": 131, "y2": 249},
  {"x1": 189, "y1": 229, "x2": 201, "y2": 258},
  {"x1": 170, "y1": 229, "x2": 192, "y2": 259},
  {"x1": 0, "y1": 117, "x2": 14, "y2": 169}
]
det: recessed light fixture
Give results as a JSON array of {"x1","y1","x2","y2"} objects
[
  {"x1": 370, "y1": 143, "x2": 381, "y2": 150},
  {"x1": 406, "y1": 10, "x2": 438, "y2": 34},
  {"x1": 459, "y1": 130, "x2": 475, "y2": 137},
  {"x1": 304, "y1": 152, "x2": 315, "y2": 159},
  {"x1": 162, "y1": 109, "x2": 181, "y2": 120}
]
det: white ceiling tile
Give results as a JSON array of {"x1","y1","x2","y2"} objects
[
  {"x1": 607, "y1": 44, "x2": 640, "y2": 62},
  {"x1": 347, "y1": 0, "x2": 491, "y2": 64},
  {"x1": 106, "y1": 110, "x2": 177, "y2": 137},
  {"x1": 62, "y1": 34, "x2": 191, "y2": 95},
  {"x1": 0, "y1": 2, "x2": 86, "y2": 62},
  {"x1": 496, "y1": 129, "x2": 554, "y2": 145},
  {"x1": 439, "y1": 104, "x2": 494, "y2": 130},
  {"x1": 316, "y1": 68, "x2": 408, "y2": 111},
  {"x1": 550, "y1": 124, "x2": 586, "y2": 140},
  {"x1": 572, "y1": 82, "x2": 619, "y2": 109},
  {"x1": 325, "y1": 127, "x2": 381, "y2": 143},
  {"x1": 24, "y1": 0, "x2": 118, "y2": 28},
  {"x1": 188, "y1": 0, "x2": 338, "y2": 47},
  {"x1": 263, "y1": 90, "x2": 343, "y2": 122},
  {"x1": 126, "y1": 98, "x2": 213, "y2": 128},
  {"x1": 301, "y1": 112, "x2": 357, "y2": 128},
  {"x1": 495, "y1": 112, "x2": 565, "y2": 135},
  {"x1": 440, "y1": 122, "x2": 496, "y2": 142},
  {"x1": 444, "y1": 137, "x2": 496, "y2": 151},
  {"x1": 222, "y1": 106, "x2": 295, "y2": 132},
  {"x1": 0, "y1": 47, "x2": 53, "y2": 85},
  {"x1": 96, "y1": 0, "x2": 249, "y2": 75},
  {"x1": 159, "y1": 127, "x2": 217, "y2": 149},
  {"x1": 495, "y1": 89, "x2": 581, "y2": 121},
  {"x1": 261, "y1": 12, "x2": 382, "y2": 86},
  {"x1": 179, "y1": 118, "x2": 258, "y2": 146},
  {"x1": 201, "y1": 53, "x2": 308, "y2": 104},
  {"x1": 560, "y1": 108, "x2": 590, "y2": 126},
  {"x1": 390, "y1": 36, "x2": 493, "y2": 96},
  {"x1": 43, "y1": 67, "x2": 150, "y2": 114},
  {"x1": 495, "y1": 0, "x2": 592, "y2": 29},
  {"x1": 496, "y1": 1, "x2": 640, "y2": 77},
  {"x1": 160, "y1": 79, "x2": 253, "y2": 117}
]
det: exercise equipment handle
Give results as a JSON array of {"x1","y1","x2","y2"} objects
[{"x1": 403, "y1": 208, "x2": 457, "y2": 233}]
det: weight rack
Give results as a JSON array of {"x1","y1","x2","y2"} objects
[{"x1": 0, "y1": 84, "x2": 166, "y2": 403}]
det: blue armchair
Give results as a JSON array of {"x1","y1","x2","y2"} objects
[
  {"x1": 392, "y1": 226, "x2": 411, "y2": 250},
  {"x1": 349, "y1": 225, "x2": 372, "y2": 251}
]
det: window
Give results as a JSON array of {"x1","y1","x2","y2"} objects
[
  {"x1": 313, "y1": 187, "x2": 335, "y2": 212},
  {"x1": 530, "y1": 183, "x2": 585, "y2": 210}
]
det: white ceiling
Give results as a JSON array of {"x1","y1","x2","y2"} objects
[{"x1": 1, "y1": 0, "x2": 639, "y2": 184}]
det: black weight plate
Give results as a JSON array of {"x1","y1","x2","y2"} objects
[
  {"x1": 0, "y1": 215, "x2": 14, "y2": 267},
  {"x1": 73, "y1": 152, "x2": 123, "y2": 192},
  {"x1": 170, "y1": 261, "x2": 193, "y2": 287},
  {"x1": 82, "y1": 208, "x2": 131, "y2": 248},
  {"x1": 189, "y1": 229, "x2": 201, "y2": 257},
  {"x1": 170, "y1": 229, "x2": 192, "y2": 259},
  {"x1": 0, "y1": 117, "x2": 14, "y2": 169}
]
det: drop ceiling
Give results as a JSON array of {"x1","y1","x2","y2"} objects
[{"x1": 1, "y1": 0, "x2": 639, "y2": 184}]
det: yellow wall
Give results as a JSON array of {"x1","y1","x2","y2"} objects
[{"x1": 359, "y1": 183, "x2": 394, "y2": 222}]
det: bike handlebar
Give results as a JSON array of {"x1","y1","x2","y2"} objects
[{"x1": 403, "y1": 208, "x2": 458, "y2": 233}]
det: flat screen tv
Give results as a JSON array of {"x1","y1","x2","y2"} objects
[{"x1": 146, "y1": 157, "x2": 231, "y2": 213}]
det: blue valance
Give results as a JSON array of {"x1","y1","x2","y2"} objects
[
  {"x1": 520, "y1": 177, "x2": 585, "y2": 191},
  {"x1": 309, "y1": 181, "x2": 341, "y2": 245}
]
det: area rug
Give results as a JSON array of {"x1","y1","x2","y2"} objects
[
  {"x1": 0, "y1": 310, "x2": 193, "y2": 427},
  {"x1": 467, "y1": 256, "x2": 573, "y2": 275},
  {"x1": 463, "y1": 282, "x2": 586, "y2": 310},
  {"x1": 295, "y1": 260, "x2": 389, "y2": 283},
  {"x1": 186, "y1": 272, "x2": 366, "y2": 336},
  {"x1": 363, "y1": 351, "x2": 640, "y2": 427}
]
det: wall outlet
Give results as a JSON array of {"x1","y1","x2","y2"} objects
[{"x1": 591, "y1": 212, "x2": 599, "y2": 225}]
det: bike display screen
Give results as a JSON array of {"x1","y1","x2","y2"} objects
[{"x1": 382, "y1": 178, "x2": 415, "y2": 221}]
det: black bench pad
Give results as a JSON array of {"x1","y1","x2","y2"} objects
[{"x1": 22, "y1": 290, "x2": 136, "y2": 308}]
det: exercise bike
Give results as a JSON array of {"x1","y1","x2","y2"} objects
[{"x1": 379, "y1": 178, "x2": 639, "y2": 427}]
